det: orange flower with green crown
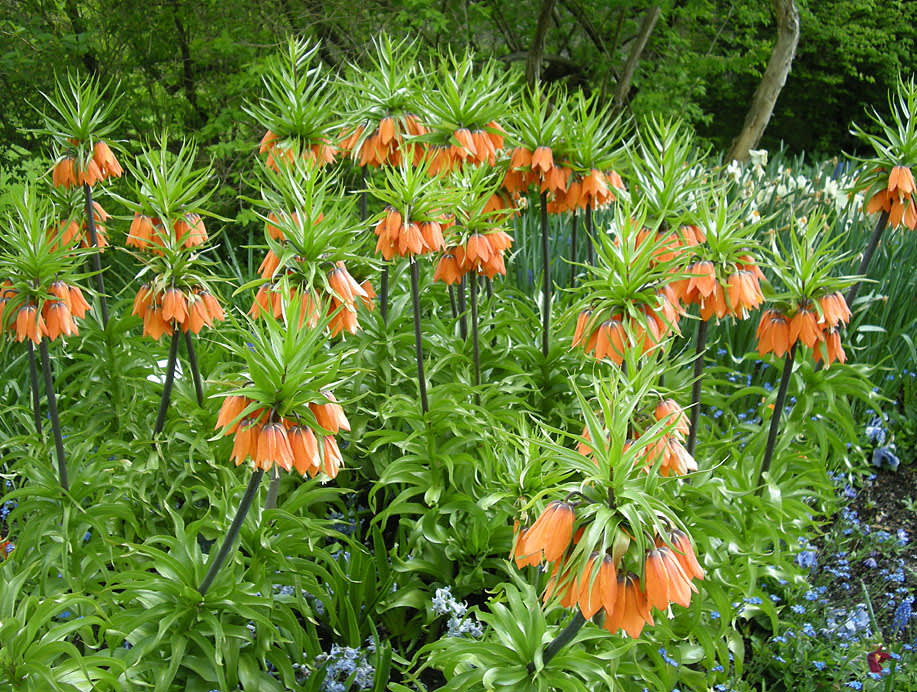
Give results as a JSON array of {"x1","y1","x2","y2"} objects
[
  {"x1": 503, "y1": 83, "x2": 568, "y2": 199},
  {"x1": 215, "y1": 295, "x2": 351, "y2": 480},
  {"x1": 40, "y1": 73, "x2": 123, "y2": 191},
  {"x1": 550, "y1": 91, "x2": 626, "y2": 215},
  {"x1": 570, "y1": 207, "x2": 685, "y2": 367},
  {"x1": 852, "y1": 75, "x2": 917, "y2": 232},
  {"x1": 0, "y1": 185, "x2": 97, "y2": 489},
  {"x1": 419, "y1": 50, "x2": 512, "y2": 175},
  {"x1": 246, "y1": 156, "x2": 375, "y2": 338},
  {"x1": 338, "y1": 35, "x2": 428, "y2": 168},
  {"x1": 245, "y1": 38, "x2": 339, "y2": 172},
  {"x1": 198, "y1": 296, "x2": 353, "y2": 597},
  {"x1": 0, "y1": 186, "x2": 92, "y2": 345},
  {"x1": 512, "y1": 371, "x2": 705, "y2": 646},
  {"x1": 39, "y1": 72, "x2": 124, "y2": 325},
  {"x1": 756, "y1": 213, "x2": 854, "y2": 368}
]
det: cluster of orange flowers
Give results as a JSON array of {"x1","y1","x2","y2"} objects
[
  {"x1": 251, "y1": 262, "x2": 375, "y2": 337},
  {"x1": 548, "y1": 168, "x2": 625, "y2": 214},
  {"x1": 866, "y1": 165, "x2": 917, "y2": 229},
  {"x1": 504, "y1": 146, "x2": 569, "y2": 197},
  {"x1": 672, "y1": 257, "x2": 765, "y2": 321},
  {"x1": 756, "y1": 292, "x2": 851, "y2": 366},
  {"x1": 215, "y1": 392, "x2": 349, "y2": 478},
  {"x1": 374, "y1": 208, "x2": 447, "y2": 259},
  {"x1": 132, "y1": 285, "x2": 225, "y2": 340},
  {"x1": 339, "y1": 114, "x2": 427, "y2": 167},
  {"x1": 572, "y1": 226, "x2": 752, "y2": 365},
  {"x1": 514, "y1": 502, "x2": 703, "y2": 638},
  {"x1": 127, "y1": 213, "x2": 208, "y2": 253},
  {"x1": 259, "y1": 130, "x2": 337, "y2": 171},
  {"x1": 571, "y1": 308, "x2": 671, "y2": 365},
  {"x1": 432, "y1": 231, "x2": 513, "y2": 284},
  {"x1": 52, "y1": 201, "x2": 110, "y2": 250},
  {"x1": 577, "y1": 399, "x2": 696, "y2": 477},
  {"x1": 426, "y1": 123, "x2": 506, "y2": 175},
  {"x1": 51, "y1": 141, "x2": 122, "y2": 189},
  {"x1": 0, "y1": 280, "x2": 90, "y2": 343},
  {"x1": 503, "y1": 147, "x2": 624, "y2": 213}
]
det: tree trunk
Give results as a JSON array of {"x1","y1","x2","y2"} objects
[
  {"x1": 727, "y1": 0, "x2": 800, "y2": 163},
  {"x1": 612, "y1": 5, "x2": 661, "y2": 110},
  {"x1": 526, "y1": 0, "x2": 559, "y2": 88}
]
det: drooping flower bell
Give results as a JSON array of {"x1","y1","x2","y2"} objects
[{"x1": 866, "y1": 164, "x2": 917, "y2": 229}]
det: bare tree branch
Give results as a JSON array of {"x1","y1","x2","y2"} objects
[{"x1": 612, "y1": 5, "x2": 661, "y2": 110}]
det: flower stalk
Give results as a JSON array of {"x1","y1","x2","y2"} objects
[
  {"x1": 410, "y1": 260, "x2": 429, "y2": 414},
  {"x1": 569, "y1": 210, "x2": 578, "y2": 288},
  {"x1": 540, "y1": 190, "x2": 550, "y2": 357},
  {"x1": 470, "y1": 270, "x2": 481, "y2": 401},
  {"x1": 527, "y1": 611, "x2": 587, "y2": 673},
  {"x1": 686, "y1": 319, "x2": 709, "y2": 456},
  {"x1": 585, "y1": 202, "x2": 595, "y2": 266},
  {"x1": 39, "y1": 338, "x2": 68, "y2": 491},
  {"x1": 198, "y1": 469, "x2": 264, "y2": 596},
  {"x1": 264, "y1": 469, "x2": 281, "y2": 510},
  {"x1": 757, "y1": 342, "x2": 797, "y2": 490},
  {"x1": 82, "y1": 183, "x2": 109, "y2": 326},
  {"x1": 448, "y1": 284, "x2": 458, "y2": 319},
  {"x1": 845, "y1": 209, "x2": 889, "y2": 308},
  {"x1": 183, "y1": 331, "x2": 204, "y2": 407},
  {"x1": 380, "y1": 266, "x2": 389, "y2": 322},
  {"x1": 28, "y1": 341, "x2": 42, "y2": 435},
  {"x1": 153, "y1": 331, "x2": 181, "y2": 437},
  {"x1": 457, "y1": 276, "x2": 468, "y2": 340}
]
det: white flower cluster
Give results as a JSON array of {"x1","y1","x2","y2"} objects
[
  {"x1": 727, "y1": 149, "x2": 864, "y2": 229},
  {"x1": 432, "y1": 586, "x2": 484, "y2": 638}
]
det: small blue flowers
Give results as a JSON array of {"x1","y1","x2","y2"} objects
[
  {"x1": 812, "y1": 660, "x2": 826, "y2": 670},
  {"x1": 658, "y1": 647, "x2": 679, "y2": 667},
  {"x1": 314, "y1": 641, "x2": 376, "y2": 691},
  {"x1": 796, "y1": 550, "x2": 818, "y2": 570},
  {"x1": 891, "y1": 596, "x2": 913, "y2": 636},
  {"x1": 871, "y1": 445, "x2": 900, "y2": 471},
  {"x1": 865, "y1": 417, "x2": 887, "y2": 445}
]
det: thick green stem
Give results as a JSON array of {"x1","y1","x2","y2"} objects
[
  {"x1": 527, "y1": 611, "x2": 587, "y2": 673},
  {"x1": 470, "y1": 271, "x2": 480, "y2": 401},
  {"x1": 457, "y1": 275, "x2": 468, "y2": 341},
  {"x1": 380, "y1": 266, "x2": 389, "y2": 323},
  {"x1": 585, "y1": 202, "x2": 595, "y2": 266},
  {"x1": 410, "y1": 260, "x2": 429, "y2": 414},
  {"x1": 264, "y1": 469, "x2": 281, "y2": 510},
  {"x1": 153, "y1": 331, "x2": 181, "y2": 437},
  {"x1": 845, "y1": 209, "x2": 889, "y2": 308},
  {"x1": 540, "y1": 191, "x2": 550, "y2": 357},
  {"x1": 28, "y1": 341, "x2": 42, "y2": 435},
  {"x1": 198, "y1": 470, "x2": 264, "y2": 596},
  {"x1": 448, "y1": 284, "x2": 458, "y2": 319},
  {"x1": 39, "y1": 338, "x2": 68, "y2": 491},
  {"x1": 82, "y1": 183, "x2": 109, "y2": 326},
  {"x1": 757, "y1": 343, "x2": 796, "y2": 491},
  {"x1": 686, "y1": 319, "x2": 709, "y2": 457},
  {"x1": 183, "y1": 331, "x2": 204, "y2": 406},
  {"x1": 570, "y1": 210, "x2": 578, "y2": 288}
]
